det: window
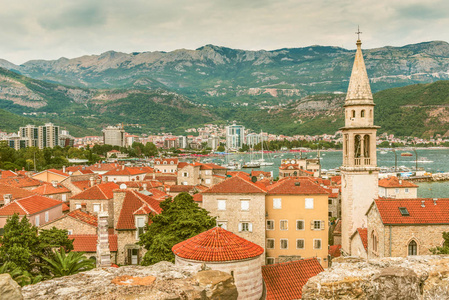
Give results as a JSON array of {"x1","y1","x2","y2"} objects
[
  {"x1": 239, "y1": 222, "x2": 252, "y2": 232},
  {"x1": 45, "y1": 211, "x2": 49, "y2": 222},
  {"x1": 205, "y1": 170, "x2": 212, "y2": 175},
  {"x1": 217, "y1": 221, "x2": 227, "y2": 230},
  {"x1": 67, "y1": 229, "x2": 73, "y2": 235},
  {"x1": 328, "y1": 212, "x2": 333, "y2": 217},
  {"x1": 296, "y1": 239, "x2": 305, "y2": 249},
  {"x1": 305, "y1": 198, "x2": 314, "y2": 209},
  {"x1": 395, "y1": 188, "x2": 399, "y2": 194},
  {"x1": 62, "y1": 194, "x2": 67, "y2": 201},
  {"x1": 266, "y1": 257, "x2": 275, "y2": 265},
  {"x1": 266, "y1": 220, "x2": 274, "y2": 230},
  {"x1": 280, "y1": 220, "x2": 288, "y2": 230},
  {"x1": 35, "y1": 215, "x2": 40, "y2": 227},
  {"x1": 163, "y1": 161, "x2": 167, "y2": 164},
  {"x1": 296, "y1": 220, "x2": 304, "y2": 230},
  {"x1": 75, "y1": 203, "x2": 82, "y2": 209},
  {"x1": 405, "y1": 188, "x2": 409, "y2": 193},
  {"x1": 241, "y1": 200, "x2": 249, "y2": 211},
  {"x1": 135, "y1": 217, "x2": 145, "y2": 240},
  {"x1": 352, "y1": 110, "x2": 356, "y2": 118},
  {"x1": 183, "y1": 172, "x2": 188, "y2": 177},
  {"x1": 267, "y1": 239, "x2": 275, "y2": 249},
  {"x1": 399, "y1": 207, "x2": 409, "y2": 216},
  {"x1": 205, "y1": 179, "x2": 211, "y2": 184},
  {"x1": 314, "y1": 239, "x2": 322, "y2": 249},
  {"x1": 328, "y1": 199, "x2": 333, "y2": 205},
  {"x1": 273, "y1": 198, "x2": 282, "y2": 209},
  {"x1": 280, "y1": 239, "x2": 288, "y2": 249},
  {"x1": 361, "y1": 110, "x2": 365, "y2": 117},
  {"x1": 170, "y1": 161, "x2": 174, "y2": 165},
  {"x1": 93, "y1": 204, "x2": 101, "y2": 213},
  {"x1": 312, "y1": 220, "x2": 325, "y2": 230},
  {"x1": 217, "y1": 200, "x2": 226, "y2": 210},
  {"x1": 371, "y1": 231, "x2": 378, "y2": 254},
  {"x1": 408, "y1": 240, "x2": 417, "y2": 256}
]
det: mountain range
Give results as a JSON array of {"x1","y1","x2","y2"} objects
[{"x1": 1, "y1": 41, "x2": 449, "y2": 138}]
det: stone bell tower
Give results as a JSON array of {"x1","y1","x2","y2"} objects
[{"x1": 341, "y1": 34, "x2": 379, "y2": 254}]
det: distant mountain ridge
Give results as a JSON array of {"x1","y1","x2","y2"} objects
[{"x1": 1, "y1": 41, "x2": 449, "y2": 105}]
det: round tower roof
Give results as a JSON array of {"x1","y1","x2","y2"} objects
[{"x1": 172, "y1": 227, "x2": 264, "y2": 262}]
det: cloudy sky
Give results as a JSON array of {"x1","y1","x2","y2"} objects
[{"x1": 1, "y1": 0, "x2": 448, "y2": 64}]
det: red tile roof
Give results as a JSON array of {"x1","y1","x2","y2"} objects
[
  {"x1": 154, "y1": 158, "x2": 178, "y2": 165},
  {"x1": 1, "y1": 170, "x2": 18, "y2": 178},
  {"x1": 378, "y1": 176, "x2": 418, "y2": 188},
  {"x1": 333, "y1": 219, "x2": 342, "y2": 235},
  {"x1": 177, "y1": 162, "x2": 190, "y2": 169},
  {"x1": 267, "y1": 177, "x2": 329, "y2": 195},
  {"x1": 46, "y1": 209, "x2": 98, "y2": 227},
  {"x1": 373, "y1": 198, "x2": 449, "y2": 225},
  {"x1": 72, "y1": 180, "x2": 91, "y2": 191},
  {"x1": 251, "y1": 170, "x2": 272, "y2": 178},
  {"x1": 262, "y1": 258, "x2": 324, "y2": 300},
  {"x1": 0, "y1": 195, "x2": 62, "y2": 216},
  {"x1": 192, "y1": 193, "x2": 203, "y2": 203},
  {"x1": 46, "y1": 169, "x2": 70, "y2": 177},
  {"x1": 147, "y1": 188, "x2": 169, "y2": 201},
  {"x1": 70, "y1": 182, "x2": 119, "y2": 200},
  {"x1": 116, "y1": 190, "x2": 161, "y2": 230},
  {"x1": 87, "y1": 163, "x2": 120, "y2": 172},
  {"x1": 62, "y1": 203, "x2": 70, "y2": 212},
  {"x1": 103, "y1": 167, "x2": 147, "y2": 176},
  {"x1": 69, "y1": 234, "x2": 118, "y2": 252},
  {"x1": 0, "y1": 176, "x2": 42, "y2": 188},
  {"x1": 31, "y1": 183, "x2": 71, "y2": 195},
  {"x1": 357, "y1": 228, "x2": 368, "y2": 251},
  {"x1": 172, "y1": 227, "x2": 264, "y2": 262},
  {"x1": 226, "y1": 171, "x2": 250, "y2": 178},
  {"x1": 168, "y1": 185, "x2": 195, "y2": 193},
  {"x1": 200, "y1": 163, "x2": 226, "y2": 170},
  {"x1": 203, "y1": 176, "x2": 266, "y2": 194},
  {"x1": 0, "y1": 183, "x2": 36, "y2": 200},
  {"x1": 329, "y1": 245, "x2": 342, "y2": 258}
]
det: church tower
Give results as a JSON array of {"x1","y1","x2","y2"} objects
[{"x1": 341, "y1": 35, "x2": 379, "y2": 254}]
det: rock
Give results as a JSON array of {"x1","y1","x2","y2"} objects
[
  {"x1": 302, "y1": 255, "x2": 449, "y2": 300},
  {"x1": 21, "y1": 261, "x2": 238, "y2": 300},
  {"x1": 0, "y1": 273, "x2": 23, "y2": 300}
]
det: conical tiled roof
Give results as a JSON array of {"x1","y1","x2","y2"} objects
[
  {"x1": 345, "y1": 39, "x2": 374, "y2": 106},
  {"x1": 172, "y1": 227, "x2": 264, "y2": 262}
]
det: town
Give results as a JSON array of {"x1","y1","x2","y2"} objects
[{"x1": 1, "y1": 36, "x2": 449, "y2": 300}]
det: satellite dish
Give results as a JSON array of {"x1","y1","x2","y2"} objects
[
  {"x1": 119, "y1": 183, "x2": 127, "y2": 190},
  {"x1": 290, "y1": 160, "x2": 295, "y2": 164},
  {"x1": 251, "y1": 176, "x2": 257, "y2": 183}
]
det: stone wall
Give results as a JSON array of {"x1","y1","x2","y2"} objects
[
  {"x1": 303, "y1": 255, "x2": 449, "y2": 300},
  {"x1": 40, "y1": 216, "x2": 96, "y2": 235},
  {"x1": 21, "y1": 261, "x2": 238, "y2": 300}
]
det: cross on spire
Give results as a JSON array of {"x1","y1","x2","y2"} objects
[{"x1": 356, "y1": 26, "x2": 362, "y2": 40}]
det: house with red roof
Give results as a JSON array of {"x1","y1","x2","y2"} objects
[
  {"x1": 69, "y1": 234, "x2": 118, "y2": 262},
  {"x1": 32, "y1": 169, "x2": 69, "y2": 183},
  {"x1": 31, "y1": 181, "x2": 71, "y2": 201},
  {"x1": 265, "y1": 177, "x2": 330, "y2": 267},
  {"x1": 250, "y1": 170, "x2": 273, "y2": 180},
  {"x1": 69, "y1": 182, "x2": 120, "y2": 226},
  {"x1": 112, "y1": 189, "x2": 162, "y2": 265},
  {"x1": 278, "y1": 158, "x2": 321, "y2": 178},
  {"x1": 378, "y1": 176, "x2": 418, "y2": 199},
  {"x1": 350, "y1": 227, "x2": 368, "y2": 259},
  {"x1": 173, "y1": 227, "x2": 264, "y2": 300},
  {"x1": 87, "y1": 163, "x2": 121, "y2": 175},
  {"x1": 366, "y1": 198, "x2": 449, "y2": 259},
  {"x1": 202, "y1": 176, "x2": 267, "y2": 250},
  {"x1": 0, "y1": 170, "x2": 18, "y2": 178},
  {"x1": 262, "y1": 258, "x2": 324, "y2": 300},
  {"x1": 0, "y1": 195, "x2": 63, "y2": 230},
  {"x1": 0, "y1": 176, "x2": 42, "y2": 190},
  {"x1": 0, "y1": 183, "x2": 36, "y2": 205},
  {"x1": 102, "y1": 166, "x2": 148, "y2": 182},
  {"x1": 40, "y1": 209, "x2": 98, "y2": 235},
  {"x1": 177, "y1": 162, "x2": 226, "y2": 187},
  {"x1": 153, "y1": 158, "x2": 178, "y2": 174}
]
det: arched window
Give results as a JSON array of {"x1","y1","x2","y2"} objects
[
  {"x1": 364, "y1": 135, "x2": 370, "y2": 158},
  {"x1": 361, "y1": 110, "x2": 365, "y2": 117},
  {"x1": 163, "y1": 161, "x2": 167, "y2": 165},
  {"x1": 354, "y1": 135, "x2": 361, "y2": 158},
  {"x1": 370, "y1": 109, "x2": 372, "y2": 118},
  {"x1": 352, "y1": 110, "x2": 356, "y2": 118},
  {"x1": 371, "y1": 231, "x2": 378, "y2": 254},
  {"x1": 408, "y1": 240, "x2": 417, "y2": 256}
]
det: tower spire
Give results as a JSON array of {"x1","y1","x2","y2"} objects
[{"x1": 345, "y1": 31, "x2": 373, "y2": 106}]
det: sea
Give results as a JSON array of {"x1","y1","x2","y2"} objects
[{"x1": 207, "y1": 148, "x2": 449, "y2": 198}]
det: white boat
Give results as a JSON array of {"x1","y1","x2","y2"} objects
[
  {"x1": 416, "y1": 157, "x2": 433, "y2": 163},
  {"x1": 380, "y1": 150, "x2": 388, "y2": 154},
  {"x1": 242, "y1": 161, "x2": 260, "y2": 168},
  {"x1": 257, "y1": 130, "x2": 274, "y2": 166}
]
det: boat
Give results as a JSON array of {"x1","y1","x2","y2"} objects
[
  {"x1": 401, "y1": 152, "x2": 413, "y2": 156},
  {"x1": 416, "y1": 157, "x2": 433, "y2": 163},
  {"x1": 380, "y1": 150, "x2": 388, "y2": 154},
  {"x1": 257, "y1": 130, "x2": 274, "y2": 166},
  {"x1": 242, "y1": 161, "x2": 260, "y2": 168}
]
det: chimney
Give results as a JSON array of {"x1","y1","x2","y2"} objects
[
  {"x1": 399, "y1": 179, "x2": 402, "y2": 185},
  {"x1": 122, "y1": 165, "x2": 125, "y2": 170},
  {"x1": 104, "y1": 176, "x2": 108, "y2": 183},
  {"x1": 63, "y1": 165, "x2": 66, "y2": 173},
  {"x1": 3, "y1": 194, "x2": 12, "y2": 205},
  {"x1": 90, "y1": 176, "x2": 95, "y2": 187},
  {"x1": 142, "y1": 183, "x2": 147, "y2": 191},
  {"x1": 153, "y1": 173, "x2": 156, "y2": 180},
  {"x1": 81, "y1": 202, "x2": 87, "y2": 212},
  {"x1": 96, "y1": 211, "x2": 111, "y2": 268},
  {"x1": 421, "y1": 200, "x2": 425, "y2": 208},
  {"x1": 51, "y1": 180, "x2": 58, "y2": 188},
  {"x1": 433, "y1": 198, "x2": 438, "y2": 205}
]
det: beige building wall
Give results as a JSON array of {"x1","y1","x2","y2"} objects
[
  {"x1": 202, "y1": 193, "x2": 266, "y2": 250},
  {"x1": 177, "y1": 165, "x2": 200, "y2": 186},
  {"x1": 0, "y1": 205, "x2": 62, "y2": 228},
  {"x1": 176, "y1": 255, "x2": 263, "y2": 300},
  {"x1": 350, "y1": 234, "x2": 367, "y2": 259},
  {"x1": 265, "y1": 194, "x2": 329, "y2": 268},
  {"x1": 378, "y1": 187, "x2": 418, "y2": 199},
  {"x1": 70, "y1": 199, "x2": 114, "y2": 227}
]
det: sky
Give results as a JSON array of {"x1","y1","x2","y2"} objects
[{"x1": 1, "y1": 0, "x2": 449, "y2": 64}]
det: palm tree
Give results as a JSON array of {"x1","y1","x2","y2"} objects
[
  {"x1": 42, "y1": 248, "x2": 96, "y2": 277},
  {"x1": 0, "y1": 261, "x2": 43, "y2": 286}
]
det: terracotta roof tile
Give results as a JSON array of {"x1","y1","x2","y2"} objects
[
  {"x1": 70, "y1": 182, "x2": 119, "y2": 200},
  {"x1": 262, "y1": 258, "x2": 324, "y2": 300},
  {"x1": 0, "y1": 195, "x2": 62, "y2": 216},
  {"x1": 47, "y1": 169, "x2": 70, "y2": 177},
  {"x1": 172, "y1": 227, "x2": 264, "y2": 262},
  {"x1": 103, "y1": 167, "x2": 147, "y2": 176},
  {"x1": 1, "y1": 170, "x2": 18, "y2": 178},
  {"x1": 378, "y1": 176, "x2": 418, "y2": 188},
  {"x1": 147, "y1": 188, "x2": 169, "y2": 201},
  {"x1": 0, "y1": 176, "x2": 42, "y2": 188},
  {"x1": 72, "y1": 180, "x2": 91, "y2": 191},
  {"x1": 251, "y1": 170, "x2": 272, "y2": 177},
  {"x1": 31, "y1": 183, "x2": 71, "y2": 195},
  {"x1": 0, "y1": 183, "x2": 36, "y2": 200},
  {"x1": 192, "y1": 193, "x2": 203, "y2": 203},
  {"x1": 329, "y1": 245, "x2": 342, "y2": 258},
  {"x1": 116, "y1": 190, "x2": 161, "y2": 230},
  {"x1": 168, "y1": 185, "x2": 195, "y2": 193},
  {"x1": 203, "y1": 176, "x2": 266, "y2": 194},
  {"x1": 374, "y1": 198, "x2": 449, "y2": 224},
  {"x1": 267, "y1": 177, "x2": 329, "y2": 195},
  {"x1": 62, "y1": 203, "x2": 70, "y2": 212},
  {"x1": 357, "y1": 228, "x2": 368, "y2": 251},
  {"x1": 333, "y1": 219, "x2": 342, "y2": 235},
  {"x1": 226, "y1": 171, "x2": 250, "y2": 178},
  {"x1": 69, "y1": 234, "x2": 118, "y2": 252},
  {"x1": 87, "y1": 163, "x2": 120, "y2": 172}
]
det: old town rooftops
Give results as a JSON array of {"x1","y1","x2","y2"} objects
[{"x1": 378, "y1": 176, "x2": 418, "y2": 188}]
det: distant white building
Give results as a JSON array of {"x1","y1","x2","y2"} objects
[{"x1": 225, "y1": 122, "x2": 245, "y2": 151}]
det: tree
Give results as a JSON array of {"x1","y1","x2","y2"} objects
[
  {"x1": 217, "y1": 145, "x2": 225, "y2": 152},
  {"x1": 42, "y1": 248, "x2": 95, "y2": 277},
  {"x1": 0, "y1": 214, "x2": 39, "y2": 272},
  {"x1": 38, "y1": 227, "x2": 74, "y2": 258},
  {"x1": 139, "y1": 192, "x2": 216, "y2": 265},
  {"x1": 430, "y1": 232, "x2": 449, "y2": 254}
]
